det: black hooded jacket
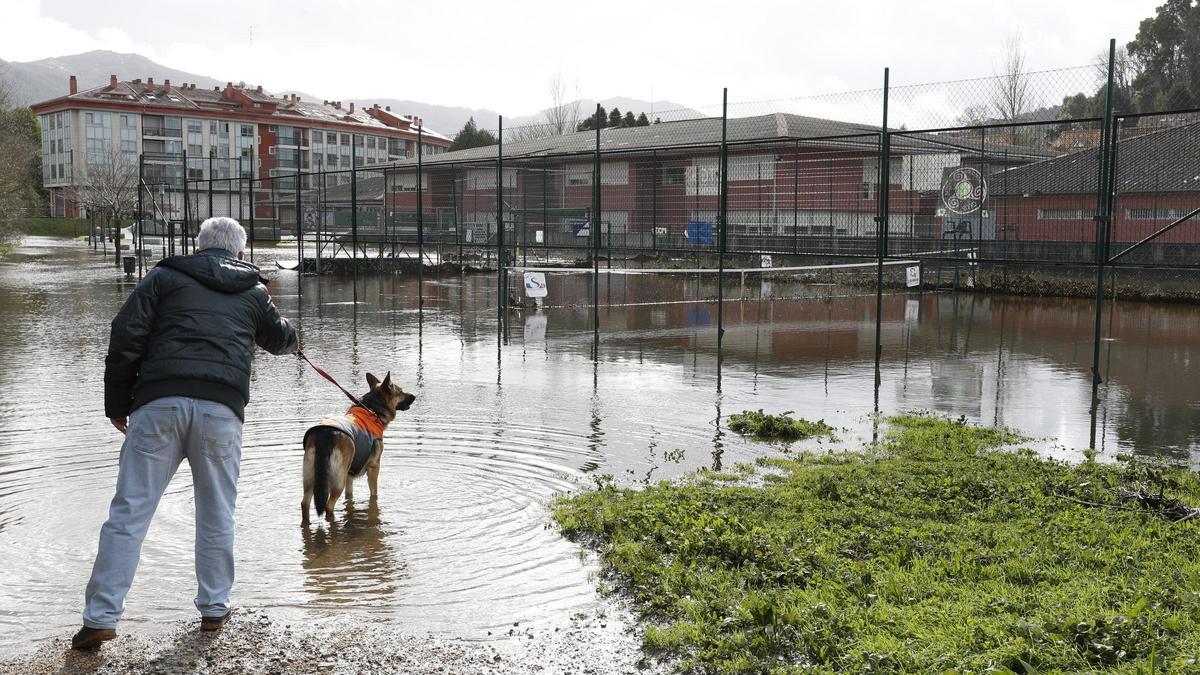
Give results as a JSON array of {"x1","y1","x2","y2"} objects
[{"x1": 103, "y1": 248, "x2": 297, "y2": 421}]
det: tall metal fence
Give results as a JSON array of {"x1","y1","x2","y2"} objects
[{"x1": 133, "y1": 38, "x2": 1199, "y2": 442}]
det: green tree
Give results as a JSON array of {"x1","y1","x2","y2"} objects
[
  {"x1": 1059, "y1": 92, "x2": 1091, "y2": 120},
  {"x1": 623, "y1": 111, "x2": 636, "y2": 127},
  {"x1": 577, "y1": 106, "x2": 608, "y2": 132},
  {"x1": 1127, "y1": 0, "x2": 1200, "y2": 111},
  {"x1": 0, "y1": 88, "x2": 45, "y2": 242},
  {"x1": 608, "y1": 107, "x2": 622, "y2": 128},
  {"x1": 636, "y1": 112, "x2": 650, "y2": 126},
  {"x1": 449, "y1": 117, "x2": 498, "y2": 151}
]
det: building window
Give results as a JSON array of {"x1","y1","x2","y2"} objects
[
  {"x1": 1037, "y1": 208, "x2": 1090, "y2": 220},
  {"x1": 1127, "y1": 207, "x2": 1190, "y2": 220},
  {"x1": 658, "y1": 166, "x2": 685, "y2": 186},
  {"x1": 85, "y1": 111, "x2": 114, "y2": 165},
  {"x1": 566, "y1": 164, "x2": 593, "y2": 186}
]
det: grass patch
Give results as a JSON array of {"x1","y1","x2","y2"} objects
[
  {"x1": 552, "y1": 415, "x2": 1200, "y2": 673},
  {"x1": 0, "y1": 242, "x2": 17, "y2": 257},
  {"x1": 15, "y1": 217, "x2": 94, "y2": 237},
  {"x1": 728, "y1": 409, "x2": 835, "y2": 443}
]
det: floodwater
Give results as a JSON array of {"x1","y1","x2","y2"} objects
[{"x1": 0, "y1": 237, "x2": 1198, "y2": 655}]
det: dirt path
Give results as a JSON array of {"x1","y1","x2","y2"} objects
[{"x1": 2, "y1": 606, "x2": 671, "y2": 674}]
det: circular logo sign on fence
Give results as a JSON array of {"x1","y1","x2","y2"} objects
[{"x1": 941, "y1": 167, "x2": 987, "y2": 215}]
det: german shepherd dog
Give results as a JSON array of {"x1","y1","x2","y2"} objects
[{"x1": 301, "y1": 372, "x2": 416, "y2": 525}]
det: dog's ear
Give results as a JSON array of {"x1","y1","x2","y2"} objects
[
  {"x1": 382, "y1": 371, "x2": 392, "y2": 389},
  {"x1": 366, "y1": 372, "x2": 381, "y2": 389}
]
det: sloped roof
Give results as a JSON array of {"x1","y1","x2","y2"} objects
[
  {"x1": 991, "y1": 121, "x2": 1200, "y2": 195},
  {"x1": 389, "y1": 113, "x2": 1053, "y2": 167},
  {"x1": 31, "y1": 79, "x2": 451, "y2": 141}
]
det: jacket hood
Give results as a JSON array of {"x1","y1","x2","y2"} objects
[{"x1": 157, "y1": 249, "x2": 265, "y2": 293}]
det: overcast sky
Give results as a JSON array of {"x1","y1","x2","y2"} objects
[{"x1": 3, "y1": 0, "x2": 1162, "y2": 117}]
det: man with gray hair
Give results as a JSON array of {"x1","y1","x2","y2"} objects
[{"x1": 72, "y1": 217, "x2": 297, "y2": 650}]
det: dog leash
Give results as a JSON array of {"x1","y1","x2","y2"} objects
[{"x1": 296, "y1": 349, "x2": 384, "y2": 425}]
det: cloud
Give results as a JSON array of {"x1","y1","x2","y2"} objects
[
  {"x1": 1, "y1": 0, "x2": 157, "y2": 62},
  {"x1": 5, "y1": 0, "x2": 1166, "y2": 117}
]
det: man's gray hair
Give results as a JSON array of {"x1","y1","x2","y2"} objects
[{"x1": 196, "y1": 217, "x2": 247, "y2": 256}]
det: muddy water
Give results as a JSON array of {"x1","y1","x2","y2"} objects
[{"x1": 0, "y1": 238, "x2": 1197, "y2": 655}]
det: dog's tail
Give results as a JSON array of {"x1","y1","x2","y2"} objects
[{"x1": 309, "y1": 429, "x2": 336, "y2": 518}]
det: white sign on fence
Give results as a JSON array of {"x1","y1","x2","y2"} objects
[
  {"x1": 654, "y1": 227, "x2": 668, "y2": 236},
  {"x1": 523, "y1": 272, "x2": 548, "y2": 298},
  {"x1": 905, "y1": 265, "x2": 921, "y2": 288},
  {"x1": 760, "y1": 255, "x2": 773, "y2": 268},
  {"x1": 535, "y1": 229, "x2": 544, "y2": 244}
]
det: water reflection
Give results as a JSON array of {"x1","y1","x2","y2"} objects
[
  {"x1": 0, "y1": 238, "x2": 1197, "y2": 655},
  {"x1": 301, "y1": 499, "x2": 403, "y2": 605}
]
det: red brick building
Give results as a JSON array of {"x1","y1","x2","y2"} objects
[
  {"x1": 989, "y1": 121, "x2": 1200, "y2": 245},
  {"x1": 30, "y1": 74, "x2": 451, "y2": 219}
]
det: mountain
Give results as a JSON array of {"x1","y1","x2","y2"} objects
[
  {"x1": 352, "y1": 97, "x2": 703, "y2": 138},
  {"x1": 1, "y1": 50, "x2": 705, "y2": 140},
  {"x1": 1, "y1": 50, "x2": 228, "y2": 105},
  {"x1": 341, "y1": 98, "x2": 503, "y2": 139}
]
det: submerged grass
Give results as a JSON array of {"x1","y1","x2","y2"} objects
[
  {"x1": 552, "y1": 415, "x2": 1200, "y2": 673},
  {"x1": 727, "y1": 410, "x2": 835, "y2": 444}
]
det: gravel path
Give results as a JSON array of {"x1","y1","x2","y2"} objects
[{"x1": 1, "y1": 605, "x2": 673, "y2": 674}]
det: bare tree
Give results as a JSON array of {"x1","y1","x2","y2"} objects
[
  {"x1": 505, "y1": 73, "x2": 584, "y2": 143},
  {"x1": 545, "y1": 72, "x2": 581, "y2": 136},
  {"x1": 956, "y1": 103, "x2": 992, "y2": 127},
  {"x1": 70, "y1": 148, "x2": 139, "y2": 237},
  {"x1": 992, "y1": 35, "x2": 1034, "y2": 123},
  {"x1": 1095, "y1": 45, "x2": 1135, "y2": 92}
]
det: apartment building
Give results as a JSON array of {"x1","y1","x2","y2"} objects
[{"x1": 31, "y1": 74, "x2": 451, "y2": 219}]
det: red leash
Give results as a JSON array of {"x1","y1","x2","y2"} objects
[{"x1": 296, "y1": 349, "x2": 384, "y2": 425}]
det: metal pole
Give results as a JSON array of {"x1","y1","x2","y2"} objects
[
  {"x1": 652, "y1": 150, "x2": 658, "y2": 252},
  {"x1": 296, "y1": 162, "x2": 302, "y2": 287},
  {"x1": 453, "y1": 165, "x2": 461, "y2": 263},
  {"x1": 1091, "y1": 39, "x2": 1117, "y2": 402},
  {"x1": 247, "y1": 153, "x2": 256, "y2": 263},
  {"x1": 179, "y1": 150, "x2": 188, "y2": 258},
  {"x1": 351, "y1": 133, "x2": 359, "y2": 304},
  {"x1": 718, "y1": 88, "x2": 729, "y2": 347},
  {"x1": 208, "y1": 155, "x2": 214, "y2": 226},
  {"x1": 418, "y1": 125, "x2": 425, "y2": 308},
  {"x1": 497, "y1": 116, "x2": 504, "y2": 336},
  {"x1": 592, "y1": 104, "x2": 601, "y2": 357},
  {"x1": 873, "y1": 68, "x2": 891, "y2": 385},
  {"x1": 542, "y1": 156, "x2": 548, "y2": 252},
  {"x1": 1002, "y1": 148, "x2": 1009, "y2": 289},
  {"x1": 793, "y1": 140, "x2": 800, "y2": 254},
  {"x1": 522, "y1": 165, "x2": 528, "y2": 266},
  {"x1": 385, "y1": 166, "x2": 393, "y2": 260},
  {"x1": 317, "y1": 156, "x2": 325, "y2": 275},
  {"x1": 137, "y1": 154, "x2": 144, "y2": 278}
]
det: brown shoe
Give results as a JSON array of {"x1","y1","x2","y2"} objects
[
  {"x1": 200, "y1": 609, "x2": 232, "y2": 631},
  {"x1": 71, "y1": 626, "x2": 116, "y2": 650}
]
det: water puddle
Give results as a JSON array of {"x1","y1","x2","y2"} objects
[{"x1": 0, "y1": 238, "x2": 1197, "y2": 654}]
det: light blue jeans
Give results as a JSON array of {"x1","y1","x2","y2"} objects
[{"x1": 83, "y1": 396, "x2": 243, "y2": 629}]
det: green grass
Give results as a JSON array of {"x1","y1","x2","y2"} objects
[
  {"x1": 552, "y1": 415, "x2": 1200, "y2": 673},
  {"x1": 727, "y1": 409, "x2": 835, "y2": 443},
  {"x1": 15, "y1": 217, "x2": 93, "y2": 237}
]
